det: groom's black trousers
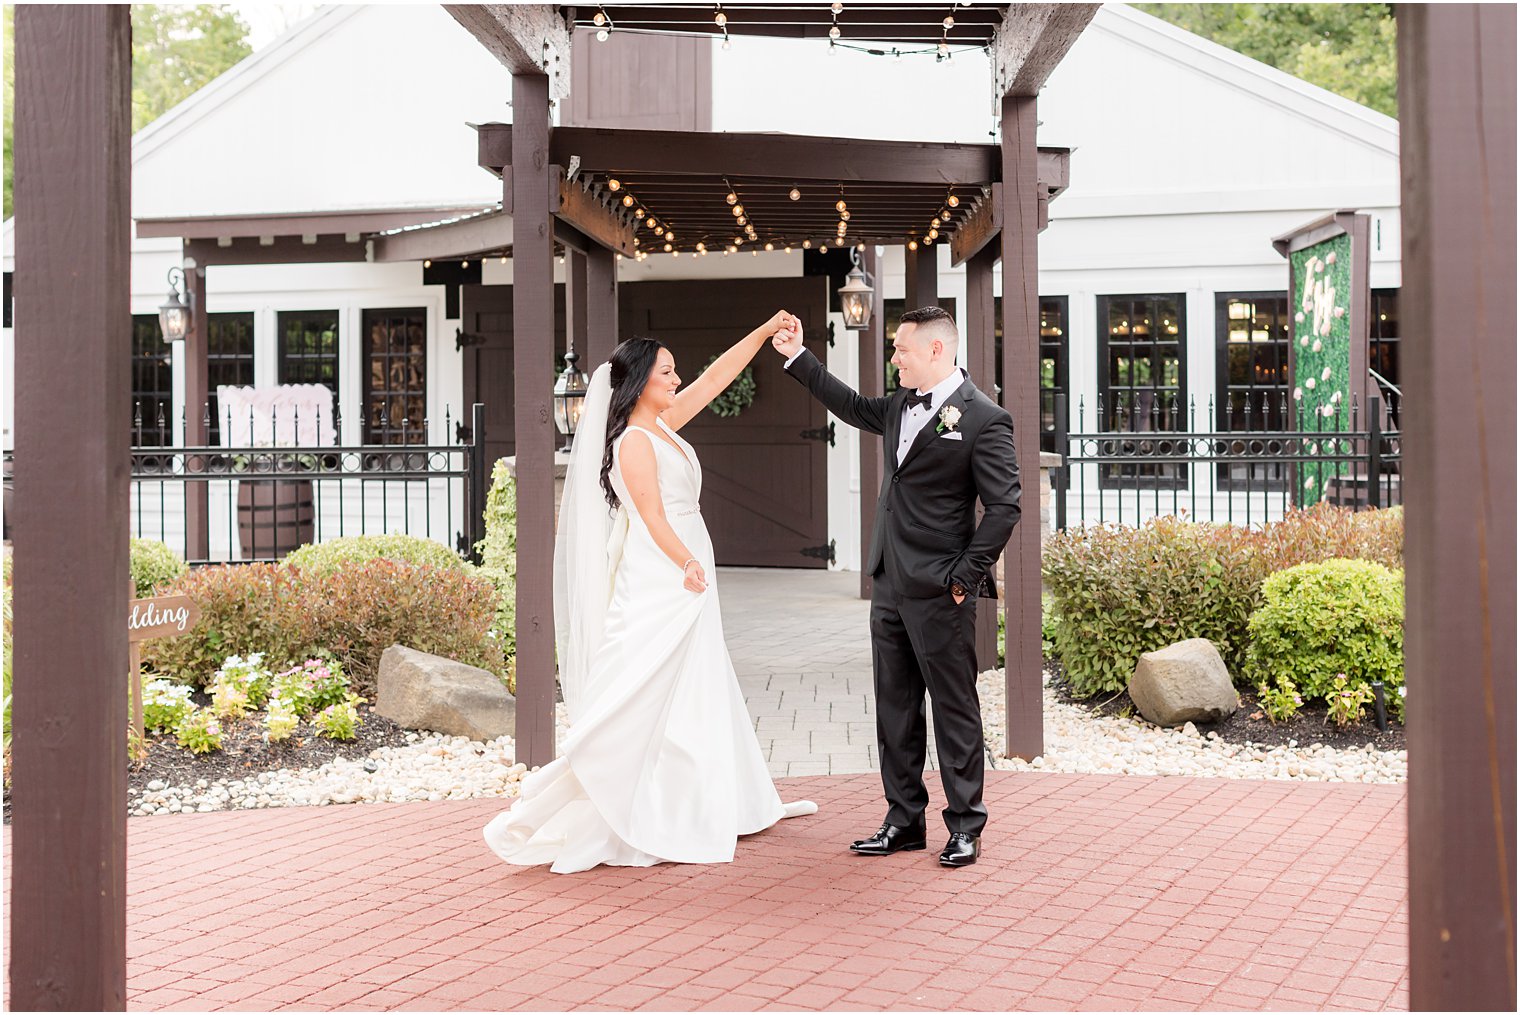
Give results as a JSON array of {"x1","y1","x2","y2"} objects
[{"x1": 870, "y1": 567, "x2": 988, "y2": 837}]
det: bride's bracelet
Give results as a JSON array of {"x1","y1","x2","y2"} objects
[{"x1": 681, "y1": 557, "x2": 699, "y2": 571}]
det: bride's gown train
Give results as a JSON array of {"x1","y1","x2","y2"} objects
[{"x1": 484, "y1": 415, "x2": 815, "y2": 874}]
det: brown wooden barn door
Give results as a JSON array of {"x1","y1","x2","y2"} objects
[{"x1": 619, "y1": 277, "x2": 830, "y2": 568}]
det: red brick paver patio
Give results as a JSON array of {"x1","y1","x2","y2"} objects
[{"x1": 4, "y1": 772, "x2": 1408, "y2": 1011}]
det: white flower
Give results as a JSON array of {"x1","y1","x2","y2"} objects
[
  {"x1": 1295, "y1": 311, "x2": 1305, "y2": 323},
  {"x1": 1305, "y1": 476, "x2": 1317, "y2": 489},
  {"x1": 1312, "y1": 339, "x2": 1323, "y2": 353},
  {"x1": 1331, "y1": 391, "x2": 1343, "y2": 404},
  {"x1": 1293, "y1": 387, "x2": 1303, "y2": 401},
  {"x1": 1326, "y1": 251, "x2": 1337, "y2": 265},
  {"x1": 1306, "y1": 378, "x2": 1316, "y2": 390},
  {"x1": 1300, "y1": 336, "x2": 1310, "y2": 348},
  {"x1": 937, "y1": 405, "x2": 962, "y2": 432},
  {"x1": 1321, "y1": 367, "x2": 1332, "y2": 381},
  {"x1": 1321, "y1": 405, "x2": 1336, "y2": 417},
  {"x1": 1333, "y1": 306, "x2": 1345, "y2": 318}
]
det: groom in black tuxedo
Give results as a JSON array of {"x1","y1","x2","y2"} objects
[{"x1": 773, "y1": 306, "x2": 1020, "y2": 868}]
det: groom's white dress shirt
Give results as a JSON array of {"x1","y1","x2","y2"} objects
[{"x1": 783, "y1": 350, "x2": 966, "y2": 468}]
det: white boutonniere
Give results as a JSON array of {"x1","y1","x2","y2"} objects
[{"x1": 936, "y1": 405, "x2": 962, "y2": 434}]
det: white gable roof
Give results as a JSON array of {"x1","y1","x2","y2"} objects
[
  {"x1": 130, "y1": 4, "x2": 512, "y2": 220},
  {"x1": 1038, "y1": 4, "x2": 1399, "y2": 216}
]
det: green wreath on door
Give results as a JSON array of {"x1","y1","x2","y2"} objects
[{"x1": 704, "y1": 356, "x2": 756, "y2": 418}]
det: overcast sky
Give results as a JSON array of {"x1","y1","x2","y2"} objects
[{"x1": 230, "y1": 2, "x2": 323, "y2": 51}]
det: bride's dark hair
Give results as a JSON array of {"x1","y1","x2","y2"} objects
[{"x1": 600, "y1": 337, "x2": 669, "y2": 510}]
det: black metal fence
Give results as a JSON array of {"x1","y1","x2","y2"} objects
[
  {"x1": 1052, "y1": 391, "x2": 1402, "y2": 529},
  {"x1": 2, "y1": 403, "x2": 490, "y2": 565}
]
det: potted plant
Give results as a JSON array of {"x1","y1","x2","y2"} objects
[{"x1": 219, "y1": 384, "x2": 335, "y2": 559}]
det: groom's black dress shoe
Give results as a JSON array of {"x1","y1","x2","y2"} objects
[
  {"x1": 849, "y1": 822, "x2": 927, "y2": 856},
  {"x1": 939, "y1": 833, "x2": 980, "y2": 867}
]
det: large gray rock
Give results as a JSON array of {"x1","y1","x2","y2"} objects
[
  {"x1": 376, "y1": 645, "x2": 515, "y2": 741},
  {"x1": 1128, "y1": 638, "x2": 1239, "y2": 727}
]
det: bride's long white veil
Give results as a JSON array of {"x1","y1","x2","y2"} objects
[{"x1": 553, "y1": 362, "x2": 625, "y2": 721}]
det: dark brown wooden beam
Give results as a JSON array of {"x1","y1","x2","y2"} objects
[
  {"x1": 11, "y1": 6, "x2": 131, "y2": 1008},
  {"x1": 135, "y1": 205, "x2": 492, "y2": 241},
  {"x1": 445, "y1": 4, "x2": 571, "y2": 97},
  {"x1": 183, "y1": 258, "x2": 209, "y2": 561},
  {"x1": 999, "y1": 94, "x2": 1043, "y2": 761},
  {"x1": 554, "y1": 169, "x2": 638, "y2": 256},
  {"x1": 965, "y1": 243, "x2": 999, "y2": 671},
  {"x1": 904, "y1": 242, "x2": 938, "y2": 311},
  {"x1": 1399, "y1": 5, "x2": 1517, "y2": 1009},
  {"x1": 950, "y1": 184, "x2": 1001, "y2": 267},
  {"x1": 370, "y1": 211, "x2": 513, "y2": 263},
  {"x1": 512, "y1": 71, "x2": 558, "y2": 768},
  {"x1": 584, "y1": 244, "x2": 619, "y2": 369},
  {"x1": 185, "y1": 236, "x2": 367, "y2": 267},
  {"x1": 858, "y1": 246, "x2": 885, "y2": 600},
  {"x1": 478, "y1": 123, "x2": 1001, "y2": 184},
  {"x1": 993, "y1": 3, "x2": 1100, "y2": 98}
]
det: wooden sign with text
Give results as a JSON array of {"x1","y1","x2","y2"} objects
[{"x1": 128, "y1": 591, "x2": 201, "y2": 741}]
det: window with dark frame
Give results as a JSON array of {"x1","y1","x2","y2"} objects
[
  {"x1": 1098, "y1": 293, "x2": 1187, "y2": 487},
  {"x1": 990, "y1": 296, "x2": 1069, "y2": 454},
  {"x1": 277, "y1": 309, "x2": 340, "y2": 400},
  {"x1": 131, "y1": 315, "x2": 174, "y2": 446},
  {"x1": 1215, "y1": 292, "x2": 1291, "y2": 490},
  {"x1": 362, "y1": 308, "x2": 427, "y2": 445},
  {"x1": 206, "y1": 312, "x2": 256, "y2": 447},
  {"x1": 1370, "y1": 288, "x2": 1400, "y2": 410}
]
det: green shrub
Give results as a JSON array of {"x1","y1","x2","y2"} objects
[
  {"x1": 1254, "y1": 503, "x2": 1403, "y2": 574},
  {"x1": 141, "y1": 564, "x2": 310, "y2": 688},
  {"x1": 304, "y1": 559, "x2": 505, "y2": 697},
  {"x1": 271, "y1": 657, "x2": 350, "y2": 716},
  {"x1": 312, "y1": 696, "x2": 362, "y2": 741},
  {"x1": 1246, "y1": 558, "x2": 1404, "y2": 709},
  {"x1": 283, "y1": 534, "x2": 466, "y2": 578},
  {"x1": 174, "y1": 709, "x2": 223, "y2": 754},
  {"x1": 141, "y1": 677, "x2": 195, "y2": 733},
  {"x1": 1042, "y1": 517, "x2": 1263, "y2": 697},
  {"x1": 475, "y1": 459, "x2": 518, "y2": 667},
  {"x1": 130, "y1": 538, "x2": 188, "y2": 597}
]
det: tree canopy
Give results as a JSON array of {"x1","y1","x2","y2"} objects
[
  {"x1": 1132, "y1": 4, "x2": 1398, "y2": 117},
  {"x1": 3, "y1": 4, "x2": 253, "y2": 219}
]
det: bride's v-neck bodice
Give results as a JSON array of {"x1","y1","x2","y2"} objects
[{"x1": 611, "y1": 417, "x2": 703, "y2": 518}]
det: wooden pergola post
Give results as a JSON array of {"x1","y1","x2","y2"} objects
[
  {"x1": 10, "y1": 5, "x2": 132, "y2": 1008},
  {"x1": 584, "y1": 244, "x2": 618, "y2": 369},
  {"x1": 184, "y1": 255, "x2": 210, "y2": 560},
  {"x1": 1398, "y1": 5, "x2": 1517, "y2": 1009},
  {"x1": 511, "y1": 70, "x2": 558, "y2": 767},
  {"x1": 904, "y1": 241, "x2": 938, "y2": 311},
  {"x1": 564, "y1": 247, "x2": 588, "y2": 368},
  {"x1": 999, "y1": 93, "x2": 1044, "y2": 761},
  {"x1": 857, "y1": 246, "x2": 885, "y2": 600},
  {"x1": 964, "y1": 244, "x2": 1000, "y2": 671}
]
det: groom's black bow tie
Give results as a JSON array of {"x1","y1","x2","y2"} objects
[{"x1": 904, "y1": 390, "x2": 934, "y2": 411}]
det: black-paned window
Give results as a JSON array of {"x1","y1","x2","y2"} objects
[
  {"x1": 362, "y1": 308, "x2": 427, "y2": 444},
  {"x1": 1098, "y1": 293, "x2": 1186, "y2": 487},
  {"x1": 207, "y1": 312, "x2": 255, "y2": 446},
  {"x1": 131, "y1": 315, "x2": 174, "y2": 446},
  {"x1": 1215, "y1": 292, "x2": 1291, "y2": 489},
  {"x1": 277, "y1": 310, "x2": 340, "y2": 397},
  {"x1": 989, "y1": 296, "x2": 1070, "y2": 454},
  {"x1": 1370, "y1": 289, "x2": 1400, "y2": 420}
]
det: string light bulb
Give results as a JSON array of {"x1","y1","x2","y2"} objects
[
  {"x1": 906, "y1": 240, "x2": 917, "y2": 251},
  {"x1": 820, "y1": 244, "x2": 829, "y2": 253},
  {"x1": 829, "y1": 25, "x2": 840, "y2": 39},
  {"x1": 943, "y1": 15, "x2": 955, "y2": 29},
  {"x1": 802, "y1": 239, "x2": 812, "y2": 249},
  {"x1": 596, "y1": 29, "x2": 609, "y2": 42},
  {"x1": 947, "y1": 194, "x2": 960, "y2": 207},
  {"x1": 608, "y1": 178, "x2": 621, "y2": 191},
  {"x1": 696, "y1": 241, "x2": 706, "y2": 252},
  {"x1": 784, "y1": 244, "x2": 793, "y2": 253},
  {"x1": 622, "y1": 194, "x2": 634, "y2": 207},
  {"x1": 764, "y1": 242, "x2": 774, "y2": 251},
  {"x1": 664, "y1": 243, "x2": 673, "y2": 252},
  {"x1": 722, "y1": 36, "x2": 731, "y2": 51},
  {"x1": 931, "y1": 217, "x2": 941, "y2": 228},
  {"x1": 789, "y1": 187, "x2": 801, "y2": 201},
  {"x1": 726, "y1": 192, "x2": 738, "y2": 205},
  {"x1": 423, "y1": 259, "x2": 432, "y2": 268},
  {"x1": 714, "y1": 11, "x2": 726, "y2": 28},
  {"x1": 462, "y1": 260, "x2": 469, "y2": 268},
  {"x1": 938, "y1": 40, "x2": 949, "y2": 56},
  {"x1": 836, "y1": 199, "x2": 847, "y2": 213},
  {"x1": 500, "y1": 255, "x2": 507, "y2": 264}
]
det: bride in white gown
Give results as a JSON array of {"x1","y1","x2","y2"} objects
[{"x1": 484, "y1": 310, "x2": 817, "y2": 874}]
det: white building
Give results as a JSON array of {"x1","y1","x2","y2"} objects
[{"x1": 1, "y1": 3, "x2": 1401, "y2": 565}]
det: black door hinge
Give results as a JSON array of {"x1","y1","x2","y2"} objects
[
  {"x1": 455, "y1": 421, "x2": 472, "y2": 443},
  {"x1": 800, "y1": 539, "x2": 836, "y2": 564},
  {"x1": 456, "y1": 328, "x2": 483, "y2": 351},
  {"x1": 800, "y1": 422, "x2": 836, "y2": 446}
]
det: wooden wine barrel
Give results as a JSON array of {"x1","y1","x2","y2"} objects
[{"x1": 236, "y1": 478, "x2": 315, "y2": 559}]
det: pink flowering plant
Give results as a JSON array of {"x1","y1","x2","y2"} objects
[{"x1": 271, "y1": 657, "x2": 350, "y2": 715}]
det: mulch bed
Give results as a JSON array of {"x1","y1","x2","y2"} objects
[
  {"x1": 124, "y1": 692, "x2": 416, "y2": 793},
  {"x1": 1044, "y1": 657, "x2": 1407, "y2": 752}
]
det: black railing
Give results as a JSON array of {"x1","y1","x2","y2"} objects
[
  {"x1": 2, "y1": 403, "x2": 490, "y2": 565},
  {"x1": 1052, "y1": 391, "x2": 1402, "y2": 529}
]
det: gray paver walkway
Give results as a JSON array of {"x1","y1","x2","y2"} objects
[{"x1": 717, "y1": 567, "x2": 945, "y2": 779}]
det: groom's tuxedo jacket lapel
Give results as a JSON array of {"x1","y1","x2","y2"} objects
[{"x1": 895, "y1": 376, "x2": 976, "y2": 474}]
